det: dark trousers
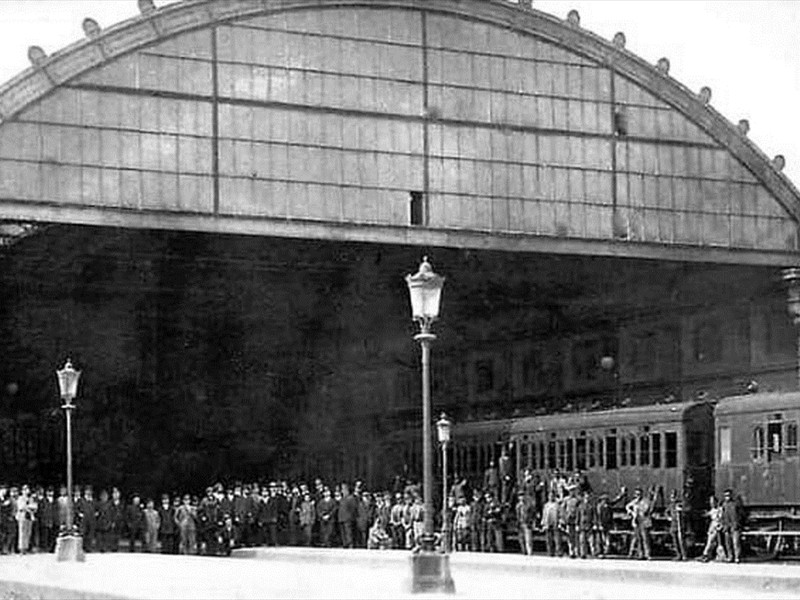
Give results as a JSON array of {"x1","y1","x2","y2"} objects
[
  {"x1": 670, "y1": 526, "x2": 686, "y2": 559},
  {"x1": 320, "y1": 521, "x2": 334, "y2": 547},
  {"x1": 724, "y1": 528, "x2": 741, "y2": 562},
  {"x1": 40, "y1": 525, "x2": 56, "y2": 553},
  {"x1": 390, "y1": 524, "x2": 404, "y2": 549},
  {"x1": 160, "y1": 532, "x2": 177, "y2": 554},
  {"x1": 128, "y1": 528, "x2": 144, "y2": 552},
  {"x1": 266, "y1": 522, "x2": 279, "y2": 547},
  {"x1": 545, "y1": 526, "x2": 561, "y2": 557},
  {"x1": 340, "y1": 521, "x2": 354, "y2": 548}
]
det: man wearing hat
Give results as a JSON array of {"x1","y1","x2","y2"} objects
[
  {"x1": 38, "y1": 487, "x2": 57, "y2": 552},
  {"x1": 78, "y1": 486, "x2": 97, "y2": 552},
  {"x1": 125, "y1": 493, "x2": 145, "y2": 552}
]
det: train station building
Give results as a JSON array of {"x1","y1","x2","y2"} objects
[{"x1": 0, "y1": 0, "x2": 797, "y2": 493}]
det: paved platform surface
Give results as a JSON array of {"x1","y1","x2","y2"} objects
[{"x1": 0, "y1": 549, "x2": 798, "y2": 599}]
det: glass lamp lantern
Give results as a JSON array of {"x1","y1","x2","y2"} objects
[
  {"x1": 405, "y1": 257, "x2": 445, "y2": 329},
  {"x1": 436, "y1": 412, "x2": 452, "y2": 445},
  {"x1": 56, "y1": 359, "x2": 81, "y2": 403}
]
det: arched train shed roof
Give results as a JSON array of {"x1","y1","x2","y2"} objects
[{"x1": 0, "y1": 0, "x2": 797, "y2": 266}]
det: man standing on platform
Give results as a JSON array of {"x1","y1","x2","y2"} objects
[
  {"x1": 541, "y1": 491, "x2": 560, "y2": 557},
  {"x1": 78, "y1": 487, "x2": 97, "y2": 552},
  {"x1": 666, "y1": 489, "x2": 687, "y2": 561},
  {"x1": 721, "y1": 488, "x2": 743, "y2": 563},
  {"x1": 125, "y1": 493, "x2": 145, "y2": 553},
  {"x1": 158, "y1": 494, "x2": 177, "y2": 554},
  {"x1": 337, "y1": 484, "x2": 357, "y2": 549},
  {"x1": 38, "y1": 487, "x2": 57, "y2": 553},
  {"x1": 515, "y1": 491, "x2": 534, "y2": 556}
]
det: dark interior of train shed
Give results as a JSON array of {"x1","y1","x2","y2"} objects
[{"x1": 0, "y1": 224, "x2": 791, "y2": 493}]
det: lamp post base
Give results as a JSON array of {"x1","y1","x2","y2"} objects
[
  {"x1": 55, "y1": 534, "x2": 85, "y2": 562},
  {"x1": 409, "y1": 551, "x2": 455, "y2": 595}
]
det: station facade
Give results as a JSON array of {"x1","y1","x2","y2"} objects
[{"x1": 0, "y1": 0, "x2": 797, "y2": 492}]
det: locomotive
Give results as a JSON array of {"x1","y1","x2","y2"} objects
[{"x1": 441, "y1": 390, "x2": 800, "y2": 557}]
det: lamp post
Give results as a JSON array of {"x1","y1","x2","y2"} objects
[
  {"x1": 54, "y1": 358, "x2": 85, "y2": 562},
  {"x1": 436, "y1": 412, "x2": 453, "y2": 554},
  {"x1": 405, "y1": 257, "x2": 454, "y2": 595}
]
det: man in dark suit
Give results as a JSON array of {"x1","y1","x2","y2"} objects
[
  {"x1": 38, "y1": 487, "x2": 57, "y2": 552},
  {"x1": 158, "y1": 494, "x2": 177, "y2": 554},
  {"x1": 125, "y1": 493, "x2": 144, "y2": 552},
  {"x1": 721, "y1": 488, "x2": 744, "y2": 563},
  {"x1": 78, "y1": 487, "x2": 97, "y2": 552},
  {"x1": 337, "y1": 484, "x2": 357, "y2": 549}
]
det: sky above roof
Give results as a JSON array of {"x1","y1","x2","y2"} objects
[{"x1": 0, "y1": 0, "x2": 797, "y2": 188}]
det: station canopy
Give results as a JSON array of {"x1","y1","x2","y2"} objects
[{"x1": 0, "y1": 0, "x2": 796, "y2": 266}]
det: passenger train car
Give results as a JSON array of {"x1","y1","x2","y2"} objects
[{"x1": 436, "y1": 391, "x2": 800, "y2": 556}]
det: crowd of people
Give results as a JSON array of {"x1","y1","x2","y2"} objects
[{"x1": 0, "y1": 468, "x2": 746, "y2": 562}]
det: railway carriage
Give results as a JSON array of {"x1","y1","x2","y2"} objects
[{"x1": 716, "y1": 391, "x2": 800, "y2": 557}]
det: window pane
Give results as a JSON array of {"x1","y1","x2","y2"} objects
[
  {"x1": 588, "y1": 439, "x2": 596, "y2": 468},
  {"x1": 640, "y1": 435, "x2": 650, "y2": 466},
  {"x1": 652, "y1": 433, "x2": 661, "y2": 468},
  {"x1": 548, "y1": 440, "x2": 556, "y2": 469},
  {"x1": 719, "y1": 426, "x2": 732, "y2": 464},
  {"x1": 558, "y1": 440, "x2": 566, "y2": 470},
  {"x1": 539, "y1": 441, "x2": 546, "y2": 470},
  {"x1": 752, "y1": 426, "x2": 765, "y2": 461},
  {"x1": 629, "y1": 435, "x2": 637, "y2": 466},
  {"x1": 605, "y1": 435, "x2": 617, "y2": 470},
  {"x1": 665, "y1": 431, "x2": 678, "y2": 468},
  {"x1": 566, "y1": 439, "x2": 574, "y2": 471},
  {"x1": 787, "y1": 423, "x2": 798, "y2": 455},
  {"x1": 768, "y1": 421, "x2": 783, "y2": 460}
]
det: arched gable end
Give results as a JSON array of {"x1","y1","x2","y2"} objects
[{"x1": 0, "y1": 0, "x2": 796, "y2": 263}]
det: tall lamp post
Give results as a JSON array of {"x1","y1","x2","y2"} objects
[
  {"x1": 54, "y1": 358, "x2": 84, "y2": 562},
  {"x1": 436, "y1": 413, "x2": 453, "y2": 554},
  {"x1": 405, "y1": 257, "x2": 454, "y2": 595}
]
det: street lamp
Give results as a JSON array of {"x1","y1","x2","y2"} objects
[
  {"x1": 405, "y1": 257, "x2": 454, "y2": 594},
  {"x1": 54, "y1": 358, "x2": 84, "y2": 562},
  {"x1": 436, "y1": 412, "x2": 453, "y2": 554}
]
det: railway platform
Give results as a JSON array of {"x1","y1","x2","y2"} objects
[{"x1": 1, "y1": 548, "x2": 799, "y2": 599}]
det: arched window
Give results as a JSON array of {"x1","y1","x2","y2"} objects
[{"x1": 752, "y1": 426, "x2": 766, "y2": 461}]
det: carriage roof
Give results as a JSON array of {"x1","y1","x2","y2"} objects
[
  {"x1": 715, "y1": 391, "x2": 800, "y2": 418},
  {"x1": 506, "y1": 401, "x2": 708, "y2": 435}
]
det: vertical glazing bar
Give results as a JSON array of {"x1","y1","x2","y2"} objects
[{"x1": 65, "y1": 406, "x2": 73, "y2": 532}]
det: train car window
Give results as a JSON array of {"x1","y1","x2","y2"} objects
[
  {"x1": 566, "y1": 438, "x2": 574, "y2": 471},
  {"x1": 768, "y1": 420, "x2": 783, "y2": 460},
  {"x1": 558, "y1": 440, "x2": 566, "y2": 470},
  {"x1": 605, "y1": 435, "x2": 617, "y2": 470},
  {"x1": 526, "y1": 442, "x2": 533, "y2": 469},
  {"x1": 787, "y1": 422, "x2": 798, "y2": 456},
  {"x1": 539, "y1": 441, "x2": 546, "y2": 471},
  {"x1": 629, "y1": 435, "x2": 637, "y2": 466},
  {"x1": 640, "y1": 435, "x2": 650, "y2": 466},
  {"x1": 620, "y1": 436, "x2": 627, "y2": 467},
  {"x1": 665, "y1": 432, "x2": 678, "y2": 468},
  {"x1": 588, "y1": 438, "x2": 595, "y2": 468},
  {"x1": 651, "y1": 433, "x2": 661, "y2": 468},
  {"x1": 548, "y1": 440, "x2": 556, "y2": 469},
  {"x1": 469, "y1": 445, "x2": 478, "y2": 474},
  {"x1": 576, "y1": 438, "x2": 587, "y2": 470},
  {"x1": 752, "y1": 426, "x2": 766, "y2": 462},
  {"x1": 719, "y1": 426, "x2": 731, "y2": 464},
  {"x1": 598, "y1": 437, "x2": 605, "y2": 468}
]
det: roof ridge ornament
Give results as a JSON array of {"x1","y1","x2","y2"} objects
[
  {"x1": 773, "y1": 155, "x2": 786, "y2": 172},
  {"x1": 737, "y1": 119, "x2": 750, "y2": 135},
  {"x1": 27, "y1": 46, "x2": 47, "y2": 67},
  {"x1": 698, "y1": 86, "x2": 712, "y2": 105},
  {"x1": 519, "y1": 0, "x2": 532, "y2": 9},
  {"x1": 566, "y1": 9, "x2": 580, "y2": 27},
  {"x1": 612, "y1": 32, "x2": 626, "y2": 49},
  {"x1": 656, "y1": 57, "x2": 670, "y2": 75},
  {"x1": 138, "y1": 0, "x2": 157, "y2": 16},
  {"x1": 82, "y1": 17, "x2": 101, "y2": 39}
]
